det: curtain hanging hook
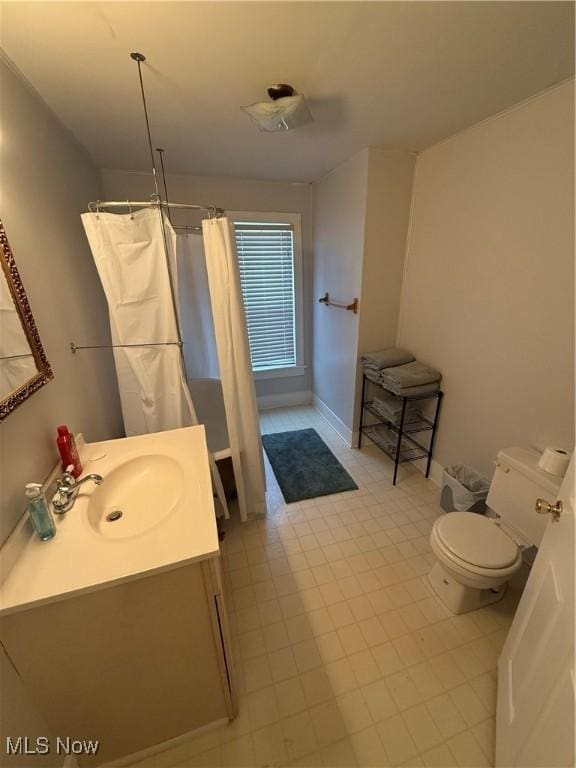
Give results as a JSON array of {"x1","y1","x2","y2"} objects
[
  {"x1": 127, "y1": 200, "x2": 134, "y2": 220},
  {"x1": 96, "y1": 200, "x2": 100, "y2": 219}
]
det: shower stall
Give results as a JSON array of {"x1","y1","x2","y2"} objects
[
  {"x1": 177, "y1": 229, "x2": 230, "y2": 463},
  {"x1": 80, "y1": 202, "x2": 266, "y2": 522},
  {"x1": 77, "y1": 52, "x2": 266, "y2": 522}
]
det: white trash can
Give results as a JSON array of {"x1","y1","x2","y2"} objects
[{"x1": 440, "y1": 464, "x2": 490, "y2": 513}]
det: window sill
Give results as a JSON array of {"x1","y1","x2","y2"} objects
[{"x1": 254, "y1": 365, "x2": 307, "y2": 380}]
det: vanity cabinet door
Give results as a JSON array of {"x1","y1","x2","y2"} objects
[
  {"x1": 0, "y1": 561, "x2": 232, "y2": 765},
  {"x1": 202, "y1": 556, "x2": 237, "y2": 718}
]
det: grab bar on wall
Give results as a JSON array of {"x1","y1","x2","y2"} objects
[
  {"x1": 173, "y1": 224, "x2": 203, "y2": 233},
  {"x1": 69, "y1": 341, "x2": 182, "y2": 354},
  {"x1": 318, "y1": 292, "x2": 359, "y2": 314}
]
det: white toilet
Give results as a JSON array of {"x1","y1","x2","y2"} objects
[{"x1": 428, "y1": 446, "x2": 563, "y2": 614}]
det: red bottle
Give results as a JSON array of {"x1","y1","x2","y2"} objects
[{"x1": 56, "y1": 425, "x2": 83, "y2": 478}]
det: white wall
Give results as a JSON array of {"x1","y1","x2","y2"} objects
[
  {"x1": 0, "y1": 59, "x2": 123, "y2": 765},
  {"x1": 312, "y1": 148, "x2": 415, "y2": 438},
  {"x1": 358, "y1": 149, "x2": 416, "y2": 356},
  {"x1": 312, "y1": 150, "x2": 368, "y2": 435},
  {"x1": 398, "y1": 80, "x2": 575, "y2": 477},
  {"x1": 355, "y1": 148, "x2": 416, "y2": 430},
  {"x1": 101, "y1": 168, "x2": 313, "y2": 403}
]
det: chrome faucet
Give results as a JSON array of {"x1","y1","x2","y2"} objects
[{"x1": 52, "y1": 465, "x2": 104, "y2": 514}]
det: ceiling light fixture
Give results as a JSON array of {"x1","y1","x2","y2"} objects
[{"x1": 241, "y1": 84, "x2": 313, "y2": 132}]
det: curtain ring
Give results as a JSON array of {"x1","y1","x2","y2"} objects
[{"x1": 127, "y1": 200, "x2": 134, "y2": 220}]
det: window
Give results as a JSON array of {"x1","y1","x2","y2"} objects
[{"x1": 232, "y1": 212, "x2": 303, "y2": 377}]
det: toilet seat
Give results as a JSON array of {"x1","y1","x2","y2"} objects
[
  {"x1": 430, "y1": 513, "x2": 522, "y2": 581},
  {"x1": 435, "y1": 512, "x2": 518, "y2": 568}
]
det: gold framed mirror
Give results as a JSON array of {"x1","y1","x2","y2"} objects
[{"x1": 0, "y1": 219, "x2": 53, "y2": 420}]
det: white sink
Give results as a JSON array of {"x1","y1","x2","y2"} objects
[
  {"x1": 88, "y1": 455, "x2": 184, "y2": 539},
  {"x1": 0, "y1": 426, "x2": 219, "y2": 616}
]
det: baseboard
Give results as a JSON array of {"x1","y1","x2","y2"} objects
[
  {"x1": 100, "y1": 719, "x2": 229, "y2": 767},
  {"x1": 412, "y1": 456, "x2": 444, "y2": 487},
  {"x1": 257, "y1": 390, "x2": 313, "y2": 411},
  {"x1": 312, "y1": 394, "x2": 354, "y2": 447}
]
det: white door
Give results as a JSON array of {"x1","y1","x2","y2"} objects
[{"x1": 496, "y1": 456, "x2": 575, "y2": 767}]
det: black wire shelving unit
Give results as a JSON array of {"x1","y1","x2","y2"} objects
[{"x1": 358, "y1": 373, "x2": 443, "y2": 486}]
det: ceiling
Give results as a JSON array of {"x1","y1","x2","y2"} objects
[{"x1": 1, "y1": 2, "x2": 574, "y2": 182}]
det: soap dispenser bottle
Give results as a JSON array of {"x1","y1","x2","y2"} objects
[{"x1": 25, "y1": 483, "x2": 56, "y2": 541}]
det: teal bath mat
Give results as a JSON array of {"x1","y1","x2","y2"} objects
[{"x1": 262, "y1": 428, "x2": 358, "y2": 503}]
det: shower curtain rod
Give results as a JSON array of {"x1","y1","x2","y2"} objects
[
  {"x1": 69, "y1": 341, "x2": 182, "y2": 354},
  {"x1": 87, "y1": 199, "x2": 224, "y2": 218},
  {"x1": 155, "y1": 149, "x2": 202, "y2": 233},
  {"x1": 87, "y1": 52, "x2": 224, "y2": 221}
]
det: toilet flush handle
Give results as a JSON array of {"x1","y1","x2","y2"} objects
[{"x1": 535, "y1": 498, "x2": 562, "y2": 522}]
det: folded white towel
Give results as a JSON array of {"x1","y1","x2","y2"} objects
[
  {"x1": 361, "y1": 348, "x2": 415, "y2": 371},
  {"x1": 380, "y1": 380, "x2": 440, "y2": 397},
  {"x1": 371, "y1": 395, "x2": 420, "y2": 425},
  {"x1": 369, "y1": 425, "x2": 397, "y2": 452},
  {"x1": 380, "y1": 361, "x2": 441, "y2": 389}
]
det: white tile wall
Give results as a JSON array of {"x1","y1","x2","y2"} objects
[{"x1": 135, "y1": 406, "x2": 519, "y2": 768}]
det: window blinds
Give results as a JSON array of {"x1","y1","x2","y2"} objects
[{"x1": 234, "y1": 221, "x2": 296, "y2": 371}]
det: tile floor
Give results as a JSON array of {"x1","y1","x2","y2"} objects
[{"x1": 138, "y1": 406, "x2": 519, "y2": 768}]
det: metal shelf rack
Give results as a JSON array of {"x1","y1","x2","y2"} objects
[{"x1": 358, "y1": 374, "x2": 443, "y2": 485}]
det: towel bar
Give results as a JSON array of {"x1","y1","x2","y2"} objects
[{"x1": 318, "y1": 292, "x2": 358, "y2": 314}]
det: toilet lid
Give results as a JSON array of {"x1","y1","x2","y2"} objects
[{"x1": 435, "y1": 512, "x2": 519, "y2": 569}]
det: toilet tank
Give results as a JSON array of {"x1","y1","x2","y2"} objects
[{"x1": 487, "y1": 447, "x2": 563, "y2": 547}]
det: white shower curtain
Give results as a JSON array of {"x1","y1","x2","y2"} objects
[
  {"x1": 176, "y1": 234, "x2": 220, "y2": 380},
  {"x1": 81, "y1": 208, "x2": 192, "y2": 435},
  {"x1": 202, "y1": 217, "x2": 267, "y2": 520}
]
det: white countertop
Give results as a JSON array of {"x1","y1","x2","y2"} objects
[{"x1": 0, "y1": 426, "x2": 219, "y2": 617}]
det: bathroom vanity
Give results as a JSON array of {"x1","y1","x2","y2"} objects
[{"x1": 0, "y1": 426, "x2": 236, "y2": 766}]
